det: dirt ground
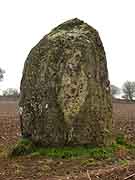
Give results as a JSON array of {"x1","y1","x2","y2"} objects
[{"x1": 1, "y1": 100, "x2": 135, "y2": 180}]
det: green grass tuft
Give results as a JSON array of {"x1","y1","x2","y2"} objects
[
  {"x1": 10, "y1": 138, "x2": 36, "y2": 156},
  {"x1": 116, "y1": 134, "x2": 127, "y2": 145}
]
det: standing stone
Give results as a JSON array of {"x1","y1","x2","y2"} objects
[{"x1": 19, "y1": 18, "x2": 112, "y2": 147}]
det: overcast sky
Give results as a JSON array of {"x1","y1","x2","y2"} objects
[{"x1": 0, "y1": 0, "x2": 135, "y2": 91}]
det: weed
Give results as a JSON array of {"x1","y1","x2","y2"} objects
[
  {"x1": 118, "y1": 159, "x2": 129, "y2": 166},
  {"x1": 116, "y1": 134, "x2": 127, "y2": 145},
  {"x1": 9, "y1": 138, "x2": 35, "y2": 156}
]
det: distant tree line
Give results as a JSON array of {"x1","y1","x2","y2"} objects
[
  {"x1": 2, "y1": 88, "x2": 19, "y2": 97},
  {"x1": 0, "y1": 67, "x2": 19, "y2": 97},
  {"x1": 111, "y1": 81, "x2": 135, "y2": 101},
  {"x1": 0, "y1": 67, "x2": 5, "y2": 82}
]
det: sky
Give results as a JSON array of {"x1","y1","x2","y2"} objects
[{"x1": 0, "y1": 0, "x2": 135, "y2": 92}]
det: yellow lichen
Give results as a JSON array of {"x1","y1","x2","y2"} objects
[{"x1": 58, "y1": 50, "x2": 88, "y2": 125}]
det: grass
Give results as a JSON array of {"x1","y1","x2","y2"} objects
[
  {"x1": 9, "y1": 137, "x2": 135, "y2": 161},
  {"x1": 115, "y1": 134, "x2": 127, "y2": 145},
  {"x1": 118, "y1": 159, "x2": 129, "y2": 166},
  {"x1": 10, "y1": 138, "x2": 36, "y2": 156},
  {"x1": 31, "y1": 145, "x2": 115, "y2": 159}
]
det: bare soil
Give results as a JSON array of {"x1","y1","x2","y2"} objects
[{"x1": 0, "y1": 100, "x2": 135, "y2": 180}]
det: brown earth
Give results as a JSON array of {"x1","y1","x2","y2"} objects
[
  {"x1": 113, "y1": 99, "x2": 135, "y2": 143},
  {"x1": 0, "y1": 99, "x2": 135, "y2": 180}
]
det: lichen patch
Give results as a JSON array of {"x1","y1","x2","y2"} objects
[{"x1": 58, "y1": 50, "x2": 88, "y2": 125}]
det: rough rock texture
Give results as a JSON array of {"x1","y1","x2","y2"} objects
[{"x1": 19, "y1": 18, "x2": 112, "y2": 147}]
